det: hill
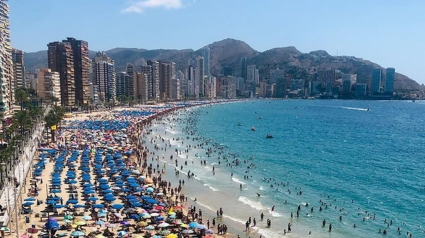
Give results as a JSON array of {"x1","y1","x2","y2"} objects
[{"x1": 24, "y1": 39, "x2": 423, "y2": 91}]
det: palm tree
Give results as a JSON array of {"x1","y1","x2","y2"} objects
[
  {"x1": 44, "y1": 106, "x2": 65, "y2": 143},
  {"x1": 15, "y1": 88, "x2": 29, "y2": 110},
  {"x1": 12, "y1": 110, "x2": 30, "y2": 135}
]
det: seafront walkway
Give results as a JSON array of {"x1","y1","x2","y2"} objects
[{"x1": 0, "y1": 107, "x2": 49, "y2": 228}]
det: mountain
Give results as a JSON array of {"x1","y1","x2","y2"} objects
[{"x1": 24, "y1": 39, "x2": 423, "y2": 91}]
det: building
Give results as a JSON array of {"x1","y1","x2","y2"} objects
[
  {"x1": 147, "y1": 60, "x2": 159, "y2": 101},
  {"x1": 186, "y1": 65, "x2": 197, "y2": 98},
  {"x1": 223, "y1": 66, "x2": 232, "y2": 76},
  {"x1": 246, "y1": 65, "x2": 259, "y2": 92},
  {"x1": 115, "y1": 72, "x2": 130, "y2": 99},
  {"x1": 25, "y1": 71, "x2": 37, "y2": 91},
  {"x1": 126, "y1": 63, "x2": 136, "y2": 98},
  {"x1": 385, "y1": 68, "x2": 395, "y2": 94},
  {"x1": 37, "y1": 68, "x2": 61, "y2": 105},
  {"x1": 240, "y1": 57, "x2": 247, "y2": 80},
  {"x1": 201, "y1": 46, "x2": 210, "y2": 76},
  {"x1": 12, "y1": 49, "x2": 25, "y2": 90},
  {"x1": 270, "y1": 68, "x2": 285, "y2": 84},
  {"x1": 236, "y1": 77, "x2": 245, "y2": 96},
  {"x1": 372, "y1": 68, "x2": 381, "y2": 94},
  {"x1": 141, "y1": 65, "x2": 153, "y2": 100},
  {"x1": 158, "y1": 61, "x2": 175, "y2": 100},
  {"x1": 167, "y1": 62, "x2": 175, "y2": 100},
  {"x1": 136, "y1": 73, "x2": 148, "y2": 103},
  {"x1": 220, "y1": 76, "x2": 237, "y2": 99},
  {"x1": 196, "y1": 56, "x2": 205, "y2": 97},
  {"x1": 92, "y1": 52, "x2": 116, "y2": 103},
  {"x1": 47, "y1": 41, "x2": 75, "y2": 106},
  {"x1": 0, "y1": 0, "x2": 13, "y2": 120},
  {"x1": 62, "y1": 37, "x2": 90, "y2": 105},
  {"x1": 355, "y1": 83, "x2": 367, "y2": 98},
  {"x1": 275, "y1": 77, "x2": 286, "y2": 98}
]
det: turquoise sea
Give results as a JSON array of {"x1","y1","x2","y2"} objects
[{"x1": 144, "y1": 99, "x2": 425, "y2": 237}]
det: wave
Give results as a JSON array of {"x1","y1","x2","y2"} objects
[
  {"x1": 203, "y1": 183, "x2": 219, "y2": 192},
  {"x1": 238, "y1": 196, "x2": 267, "y2": 211},
  {"x1": 165, "y1": 129, "x2": 177, "y2": 134},
  {"x1": 270, "y1": 210, "x2": 282, "y2": 217},
  {"x1": 232, "y1": 177, "x2": 246, "y2": 185},
  {"x1": 340, "y1": 106, "x2": 369, "y2": 111},
  {"x1": 259, "y1": 186, "x2": 266, "y2": 191}
]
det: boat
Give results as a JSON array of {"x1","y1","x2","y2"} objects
[
  {"x1": 251, "y1": 127, "x2": 256, "y2": 131},
  {"x1": 266, "y1": 134, "x2": 273, "y2": 138},
  {"x1": 258, "y1": 116, "x2": 262, "y2": 119},
  {"x1": 237, "y1": 122, "x2": 242, "y2": 126}
]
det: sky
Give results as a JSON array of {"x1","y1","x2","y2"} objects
[{"x1": 8, "y1": 0, "x2": 425, "y2": 84}]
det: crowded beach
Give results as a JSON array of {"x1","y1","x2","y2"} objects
[{"x1": 10, "y1": 102, "x2": 238, "y2": 238}]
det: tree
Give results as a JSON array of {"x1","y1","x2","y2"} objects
[
  {"x1": 12, "y1": 110, "x2": 30, "y2": 135},
  {"x1": 44, "y1": 106, "x2": 65, "y2": 143},
  {"x1": 15, "y1": 88, "x2": 29, "y2": 110},
  {"x1": 118, "y1": 95, "x2": 128, "y2": 106}
]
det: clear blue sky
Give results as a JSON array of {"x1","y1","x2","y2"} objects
[{"x1": 9, "y1": 0, "x2": 425, "y2": 84}]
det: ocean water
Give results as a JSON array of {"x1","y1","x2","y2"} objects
[{"x1": 143, "y1": 99, "x2": 425, "y2": 238}]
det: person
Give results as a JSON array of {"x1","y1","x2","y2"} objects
[
  {"x1": 260, "y1": 212, "x2": 264, "y2": 221},
  {"x1": 329, "y1": 223, "x2": 332, "y2": 232}
]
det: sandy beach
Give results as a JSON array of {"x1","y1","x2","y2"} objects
[{"x1": 9, "y1": 104, "x2": 240, "y2": 238}]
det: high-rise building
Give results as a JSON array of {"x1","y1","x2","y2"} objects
[
  {"x1": 141, "y1": 65, "x2": 153, "y2": 100},
  {"x1": 186, "y1": 66, "x2": 197, "y2": 98},
  {"x1": 246, "y1": 65, "x2": 259, "y2": 91},
  {"x1": 372, "y1": 68, "x2": 381, "y2": 94},
  {"x1": 126, "y1": 63, "x2": 136, "y2": 98},
  {"x1": 92, "y1": 52, "x2": 116, "y2": 103},
  {"x1": 147, "y1": 60, "x2": 159, "y2": 101},
  {"x1": 12, "y1": 49, "x2": 25, "y2": 90},
  {"x1": 240, "y1": 57, "x2": 247, "y2": 80},
  {"x1": 158, "y1": 62, "x2": 168, "y2": 100},
  {"x1": 62, "y1": 37, "x2": 90, "y2": 105},
  {"x1": 201, "y1": 46, "x2": 210, "y2": 76},
  {"x1": 196, "y1": 56, "x2": 205, "y2": 97},
  {"x1": 275, "y1": 77, "x2": 286, "y2": 98},
  {"x1": 37, "y1": 68, "x2": 61, "y2": 105},
  {"x1": 115, "y1": 72, "x2": 131, "y2": 99},
  {"x1": 167, "y1": 62, "x2": 175, "y2": 100},
  {"x1": 270, "y1": 68, "x2": 285, "y2": 84},
  {"x1": 47, "y1": 41, "x2": 75, "y2": 106},
  {"x1": 0, "y1": 0, "x2": 13, "y2": 120},
  {"x1": 220, "y1": 76, "x2": 237, "y2": 99},
  {"x1": 385, "y1": 68, "x2": 395, "y2": 94},
  {"x1": 136, "y1": 73, "x2": 148, "y2": 102}
]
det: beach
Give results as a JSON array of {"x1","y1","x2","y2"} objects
[{"x1": 9, "y1": 102, "x2": 239, "y2": 238}]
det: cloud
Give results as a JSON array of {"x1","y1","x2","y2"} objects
[{"x1": 122, "y1": 0, "x2": 184, "y2": 13}]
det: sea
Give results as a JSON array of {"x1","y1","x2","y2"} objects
[{"x1": 143, "y1": 99, "x2": 425, "y2": 238}]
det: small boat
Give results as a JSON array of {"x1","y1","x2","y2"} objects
[
  {"x1": 237, "y1": 122, "x2": 242, "y2": 126},
  {"x1": 258, "y1": 116, "x2": 262, "y2": 119},
  {"x1": 266, "y1": 134, "x2": 273, "y2": 138},
  {"x1": 251, "y1": 127, "x2": 256, "y2": 131}
]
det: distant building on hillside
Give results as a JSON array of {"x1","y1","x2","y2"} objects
[{"x1": 385, "y1": 68, "x2": 395, "y2": 94}]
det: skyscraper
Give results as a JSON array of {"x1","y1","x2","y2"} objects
[
  {"x1": 158, "y1": 62, "x2": 169, "y2": 100},
  {"x1": 47, "y1": 41, "x2": 75, "y2": 106},
  {"x1": 385, "y1": 68, "x2": 395, "y2": 94},
  {"x1": 201, "y1": 46, "x2": 210, "y2": 76},
  {"x1": 115, "y1": 72, "x2": 130, "y2": 99},
  {"x1": 126, "y1": 63, "x2": 136, "y2": 98},
  {"x1": 147, "y1": 60, "x2": 159, "y2": 101},
  {"x1": 141, "y1": 65, "x2": 153, "y2": 100},
  {"x1": 240, "y1": 57, "x2": 247, "y2": 80},
  {"x1": 196, "y1": 56, "x2": 205, "y2": 97},
  {"x1": 12, "y1": 49, "x2": 25, "y2": 90},
  {"x1": 62, "y1": 37, "x2": 90, "y2": 105},
  {"x1": 0, "y1": 0, "x2": 13, "y2": 120},
  {"x1": 136, "y1": 72, "x2": 148, "y2": 102},
  {"x1": 371, "y1": 68, "x2": 381, "y2": 94},
  {"x1": 92, "y1": 52, "x2": 116, "y2": 103}
]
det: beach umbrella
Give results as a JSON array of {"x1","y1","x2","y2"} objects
[
  {"x1": 53, "y1": 204, "x2": 65, "y2": 209},
  {"x1": 182, "y1": 229, "x2": 193, "y2": 234},
  {"x1": 111, "y1": 204, "x2": 124, "y2": 210},
  {"x1": 205, "y1": 229, "x2": 214, "y2": 234},
  {"x1": 95, "y1": 220, "x2": 105, "y2": 226},
  {"x1": 64, "y1": 215, "x2": 73, "y2": 220},
  {"x1": 75, "y1": 221, "x2": 86, "y2": 226},
  {"x1": 189, "y1": 222, "x2": 199, "y2": 228},
  {"x1": 117, "y1": 231, "x2": 127, "y2": 237},
  {"x1": 22, "y1": 202, "x2": 34, "y2": 206},
  {"x1": 131, "y1": 202, "x2": 142, "y2": 207},
  {"x1": 70, "y1": 231, "x2": 85, "y2": 237},
  {"x1": 140, "y1": 213, "x2": 151, "y2": 218},
  {"x1": 82, "y1": 216, "x2": 92, "y2": 221},
  {"x1": 88, "y1": 197, "x2": 98, "y2": 201},
  {"x1": 166, "y1": 234, "x2": 177, "y2": 238},
  {"x1": 120, "y1": 220, "x2": 130, "y2": 226},
  {"x1": 24, "y1": 197, "x2": 36, "y2": 202},
  {"x1": 107, "y1": 224, "x2": 117, "y2": 228},
  {"x1": 45, "y1": 200, "x2": 57, "y2": 204},
  {"x1": 67, "y1": 199, "x2": 78, "y2": 204},
  {"x1": 0, "y1": 227, "x2": 10, "y2": 231},
  {"x1": 145, "y1": 187, "x2": 154, "y2": 193},
  {"x1": 63, "y1": 220, "x2": 72, "y2": 223},
  {"x1": 159, "y1": 230, "x2": 170, "y2": 235},
  {"x1": 92, "y1": 204, "x2": 104, "y2": 209},
  {"x1": 145, "y1": 225, "x2": 155, "y2": 230},
  {"x1": 157, "y1": 222, "x2": 169, "y2": 228},
  {"x1": 136, "y1": 221, "x2": 147, "y2": 227},
  {"x1": 149, "y1": 213, "x2": 160, "y2": 217},
  {"x1": 67, "y1": 180, "x2": 78, "y2": 184},
  {"x1": 73, "y1": 204, "x2": 85, "y2": 208},
  {"x1": 197, "y1": 224, "x2": 207, "y2": 230}
]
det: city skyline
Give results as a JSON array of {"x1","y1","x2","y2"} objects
[{"x1": 9, "y1": 0, "x2": 425, "y2": 84}]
